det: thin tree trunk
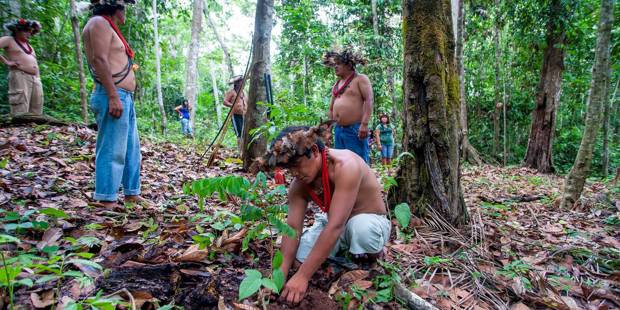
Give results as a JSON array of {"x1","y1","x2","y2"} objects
[
  {"x1": 523, "y1": 0, "x2": 567, "y2": 173},
  {"x1": 456, "y1": 0, "x2": 482, "y2": 165},
  {"x1": 492, "y1": 0, "x2": 501, "y2": 158},
  {"x1": 387, "y1": 67, "x2": 398, "y2": 121},
  {"x1": 303, "y1": 55, "x2": 308, "y2": 106},
  {"x1": 205, "y1": 11, "x2": 234, "y2": 78},
  {"x1": 389, "y1": 0, "x2": 468, "y2": 226},
  {"x1": 371, "y1": 0, "x2": 379, "y2": 37},
  {"x1": 186, "y1": 0, "x2": 203, "y2": 131},
  {"x1": 242, "y1": 0, "x2": 274, "y2": 171},
  {"x1": 152, "y1": 0, "x2": 167, "y2": 134},
  {"x1": 560, "y1": 0, "x2": 613, "y2": 208},
  {"x1": 209, "y1": 61, "x2": 222, "y2": 127},
  {"x1": 612, "y1": 78, "x2": 619, "y2": 144},
  {"x1": 70, "y1": 0, "x2": 88, "y2": 123},
  {"x1": 602, "y1": 78, "x2": 618, "y2": 177}
]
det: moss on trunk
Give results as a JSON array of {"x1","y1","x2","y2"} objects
[{"x1": 389, "y1": 0, "x2": 467, "y2": 227}]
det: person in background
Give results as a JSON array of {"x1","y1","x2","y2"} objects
[
  {"x1": 175, "y1": 98, "x2": 193, "y2": 137},
  {"x1": 223, "y1": 75, "x2": 247, "y2": 153},
  {"x1": 0, "y1": 19, "x2": 43, "y2": 116},
  {"x1": 374, "y1": 114, "x2": 395, "y2": 166}
]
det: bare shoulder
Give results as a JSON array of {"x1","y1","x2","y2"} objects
[
  {"x1": 0, "y1": 36, "x2": 13, "y2": 48},
  {"x1": 332, "y1": 149, "x2": 364, "y2": 182},
  {"x1": 84, "y1": 16, "x2": 109, "y2": 32},
  {"x1": 356, "y1": 73, "x2": 371, "y2": 84}
]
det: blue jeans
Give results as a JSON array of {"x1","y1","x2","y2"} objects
[
  {"x1": 381, "y1": 144, "x2": 394, "y2": 159},
  {"x1": 181, "y1": 118, "x2": 193, "y2": 136},
  {"x1": 334, "y1": 123, "x2": 369, "y2": 163},
  {"x1": 232, "y1": 114, "x2": 244, "y2": 138},
  {"x1": 90, "y1": 84, "x2": 141, "y2": 201}
]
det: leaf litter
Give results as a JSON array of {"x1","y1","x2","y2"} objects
[{"x1": 0, "y1": 124, "x2": 619, "y2": 309}]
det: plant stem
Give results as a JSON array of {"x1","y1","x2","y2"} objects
[{"x1": 1, "y1": 251, "x2": 14, "y2": 310}]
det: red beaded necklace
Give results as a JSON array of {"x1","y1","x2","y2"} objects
[
  {"x1": 331, "y1": 72, "x2": 357, "y2": 98},
  {"x1": 304, "y1": 149, "x2": 332, "y2": 213},
  {"x1": 14, "y1": 37, "x2": 33, "y2": 55}
]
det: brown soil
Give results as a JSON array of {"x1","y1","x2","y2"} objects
[{"x1": 268, "y1": 288, "x2": 340, "y2": 310}]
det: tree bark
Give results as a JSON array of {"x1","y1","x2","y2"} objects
[
  {"x1": 389, "y1": 0, "x2": 468, "y2": 226},
  {"x1": 613, "y1": 79, "x2": 619, "y2": 144},
  {"x1": 70, "y1": 0, "x2": 89, "y2": 123},
  {"x1": 371, "y1": 0, "x2": 379, "y2": 37},
  {"x1": 492, "y1": 0, "x2": 501, "y2": 158},
  {"x1": 523, "y1": 0, "x2": 567, "y2": 173},
  {"x1": 560, "y1": 0, "x2": 613, "y2": 208},
  {"x1": 205, "y1": 12, "x2": 234, "y2": 78},
  {"x1": 242, "y1": 0, "x2": 274, "y2": 171},
  {"x1": 186, "y1": 0, "x2": 203, "y2": 130},
  {"x1": 602, "y1": 78, "x2": 618, "y2": 177},
  {"x1": 152, "y1": 0, "x2": 167, "y2": 134},
  {"x1": 455, "y1": 0, "x2": 482, "y2": 165},
  {"x1": 209, "y1": 61, "x2": 223, "y2": 127}
]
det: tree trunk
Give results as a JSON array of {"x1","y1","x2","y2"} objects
[
  {"x1": 523, "y1": 0, "x2": 567, "y2": 173},
  {"x1": 209, "y1": 61, "x2": 223, "y2": 127},
  {"x1": 242, "y1": 0, "x2": 274, "y2": 171},
  {"x1": 371, "y1": 0, "x2": 379, "y2": 37},
  {"x1": 611, "y1": 78, "x2": 619, "y2": 144},
  {"x1": 152, "y1": 0, "x2": 167, "y2": 134},
  {"x1": 560, "y1": 0, "x2": 613, "y2": 208},
  {"x1": 205, "y1": 12, "x2": 234, "y2": 78},
  {"x1": 492, "y1": 0, "x2": 501, "y2": 159},
  {"x1": 602, "y1": 78, "x2": 618, "y2": 177},
  {"x1": 455, "y1": 0, "x2": 482, "y2": 165},
  {"x1": 186, "y1": 0, "x2": 203, "y2": 130},
  {"x1": 70, "y1": 0, "x2": 88, "y2": 123},
  {"x1": 389, "y1": 0, "x2": 468, "y2": 226},
  {"x1": 303, "y1": 55, "x2": 308, "y2": 106}
]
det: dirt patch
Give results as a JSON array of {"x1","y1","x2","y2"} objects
[{"x1": 268, "y1": 288, "x2": 340, "y2": 310}]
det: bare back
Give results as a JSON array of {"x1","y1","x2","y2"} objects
[
  {"x1": 331, "y1": 74, "x2": 372, "y2": 126},
  {"x1": 0, "y1": 36, "x2": 39, "y2": 76},
  {"x1": 224, "y1": 89, "x2": 247, "y2": 115},
  {"x1": 82, "y1": 16, "x2": 135, "y2": 91}
]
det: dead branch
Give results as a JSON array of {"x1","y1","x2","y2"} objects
[{"x1": 394, "y1": 281, "x2": 439, "y2": 310}]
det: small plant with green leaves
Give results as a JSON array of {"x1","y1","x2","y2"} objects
[
  {"x1": 498, "y1": 260, "x2": 533, "y2": 290},
  {"x1": 63, "y1": 290, "x2": 125, "y2": 310},
  {"x1": 185, "y1": 172, "x2": 296, "y2": 302},
  {"x1": 0, "y1": 234, "x2": 33, "y2": 309},
  {"x1": 393, "y1": 203, "x2": 412, "y2": 241}
]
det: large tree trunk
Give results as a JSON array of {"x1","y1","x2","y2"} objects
[
  {"x1": 186, "y1": 0, "x2": 203, "y2": 130},
  {"x1": 523, "y1": 0, "x2": 567, "y2": 173},
  {"x1": 209, "y1": 61, "x2": 223, "y2": 127},
  {"x1": 152, "y1": 0, "x2": 167, "y2": 134},
  {"x1": 70, "y1": 0, "x2": 88, "y2": 123},
  {"x1": 455, "y1": 0, "x2": 482, "y2": 165},
  {"x1": 205, "y1": 12, "x2": 234, "y2": 78},
  {"x1": 492, "y1": 0, "x2": 501, "y2": 159},
  {"x1": 560, "y1": 0, "x2": 613, "y2": 208},
  {"x1": 242, "y1": 0, "x2": 274, "y2": 171},
  {"x1": 389, "y1": 0, "x2": 468, "y2": 226},
  {"x1": 602, "y1": 78, "x2": 618, "y2": 177}
]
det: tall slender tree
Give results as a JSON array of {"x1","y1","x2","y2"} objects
[
  {"x1": 186, "y1": 0, "x2": 203, "y2": 129},
  {"x1": 456, "y1": 0, "x2": 482, "y2": 165},
  {"x1": 70, "y1": 0, "x2": 88, "y2": 123},
  {"x1": 152, "y1": 0, "x2": 166, "y2": 134},
  {"x1": 523, "y1": 0, "x2": 568, "y2": 173},
  {"x1": 390, "y1": 0, "x2": 467, "y2": 226},
  {"x1": 209, "y1": 61, "x2": 222, "y2": 127},
  {"x1": 602, "y1": 78, "x2": 618, "y2": 177},
  {"x1": 242, "y1": 0, "x2": 274, "y2": 170},
  {"x1": 560, "y1": 0, "x2": 614, "y2": 208},
  {"x1": 492, "y1": 0, "x2": 502, "y2": 159},
  {"x1": 205, "y1": 12, "x2": 234, "y2": 78}
]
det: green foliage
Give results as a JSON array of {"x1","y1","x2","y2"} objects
[{"x1": 393, "y1": 203, "x2": 411, "y2": 230}]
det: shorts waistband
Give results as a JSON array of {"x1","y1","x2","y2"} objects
[
  {"x1": 336, "y1": 122, "x2": 361, "y2": 129},
  {"x1": 93, "y1": 83, "x2": 134, "y2": 95}
]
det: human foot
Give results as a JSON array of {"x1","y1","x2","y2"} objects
[
  {"x1": 124, "y1": 195, "x2": 154, "y2": 208},
  {"x1": 89, "y1": 200, "x2": 121, "y2": 208}
]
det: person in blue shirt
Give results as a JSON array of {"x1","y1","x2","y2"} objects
[
  {"x1": 174, "y1": 98, "x2": 193, "y2": 137},
  {"x1": 374, "y1": 114, "x2": 395, "y2": 166}
]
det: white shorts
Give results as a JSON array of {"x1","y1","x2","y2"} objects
[{"x1": 296, "y1": 212, "x2": 391, "y2": 262}]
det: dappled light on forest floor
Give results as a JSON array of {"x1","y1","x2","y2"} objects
[{"x1": 0, "y1": 125, "x2": 618, "y2": 309}]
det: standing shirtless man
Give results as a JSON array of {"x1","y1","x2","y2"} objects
[
  {"x1": 324, "y1": 49, "x2": 373, "y2": 163},
  {"x1": 223, "y1": 75, "x2": 247, "y2": 153},
  {"x1": 0, "y1": 19, "x2": 43, "y2": 116},
  {"x1": 83, "y1": 0, "x2": 149, "y2": 207}
]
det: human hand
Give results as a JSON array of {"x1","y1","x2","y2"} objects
[
  {"x1": 108, "y1": 96, "x2": 123, "y2": 118},
  {"x1": 280, "y1": 273, "x2": 308, "y2": 304},
  {"x1": 6, "y1": 60, "x2": 20, "y2": 69},
  {"x1": 358, "y1": 124, "x2": 369, "y2": 139}
]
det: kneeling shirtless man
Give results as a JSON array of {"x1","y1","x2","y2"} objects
[{"x1": 256, "y1": 123, "x2": 391, "y2": 304}]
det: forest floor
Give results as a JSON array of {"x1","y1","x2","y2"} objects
[{"x1": 0, "y1": 124, "x2": 619, "y2": 310}]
